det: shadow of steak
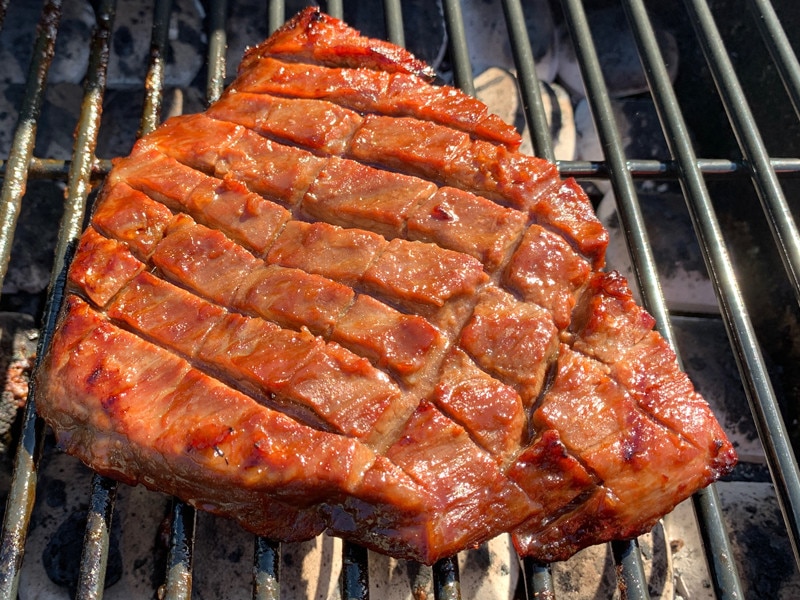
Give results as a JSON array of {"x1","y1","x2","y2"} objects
[{"x1": 34, "y1": 7, "x2": 736, "y2": 564}]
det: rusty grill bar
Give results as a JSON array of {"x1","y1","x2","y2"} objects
[{"x1": 0, "y1": 0, "x2": 799, "y2": 598}]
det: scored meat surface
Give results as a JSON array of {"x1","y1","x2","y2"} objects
[{"x1": 35, "y1": 7, "x2": 737, "y2": 564}]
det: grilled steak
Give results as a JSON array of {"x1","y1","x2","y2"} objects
[{"x1": 35, "y1": 7, "x2": 737, "y2": 564}]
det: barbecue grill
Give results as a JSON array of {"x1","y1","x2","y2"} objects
[{"x1": 0, "y1": 0, "x2": 799, "y2": 598}]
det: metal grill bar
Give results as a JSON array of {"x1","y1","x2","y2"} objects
[
  {"x1": 441, "y1": 0, "x2": 475, "y2": 96},
  {"x1": 137, "y1": 1, "x2": 200, "y2": 596},
  {"x1": 684, "y1": 0, "x2": 800, "y2": 307},
  {"x1": 555, "y1": 1, "x2": 666, "y2": 593},
  {"x1": 254, "y1": 537, "x2": 281, "y2": 600},
  {"x1": 162, "y1": 499, "x2": 196, "y2": 600},
  {"x1": 1, "y1": 1, "x2": 798, "y2": 599},
  {"x1": 9, "y1": 155, "x2": 800, "y2": 183},
  {"x1": 326, "y1": 0, "x2": 343, "y2": 21},
  {"x1": 747, "y1": 0, "x2": 800, "y2": 120},
  {"x1": 67, "y1": 2, "x2": 121, "y2": 597},
  {"x1": 560, "y1": 0, "x2": 668, "y2": 330},
  {"x1": 206, "y1": 0, "x2": 229, "y2": 104},
  {"x1": 74, "y1": 0, "x2": 195, "y2": 597},
  {"x1": 0, "y1": 0, "x2": 62, "y2": 291},
  {"x1": 619, "y1": 5, "x2": 750, "y2": 596},
  {"x1": 0, "y1": 2, "x2": 64, "y2": 598},
  {"x1": 432, "y1": 554, "x2": 461, "y2": 600},
  {"x1": 501, "y1": 0, "x2": 554, "y2": 161},
  {"x1": 683, "y1": 0, "x2": 800, "y2": 568},
  {"x1": 77, "y1": 476, "x2": 118, "y2": 600},
  {"x1": 341, "y1": 541, "x2": 370, "y2": 600},
  {"x1": 139, "y1": 0, "x2": 175, "y2": 137},
  {"x1": 383, "y1": 0, "x2": 405, "y2": 48}
]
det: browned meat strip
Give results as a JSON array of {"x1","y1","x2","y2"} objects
[
  {"x1": 384, "y1": 402, "x2": 535, "y2": 558},
  {"x1": 68, "y1": 227, "x2": 144, "y2": 307},
  {"x1": 331, "y1": 294, "x2": 445, "y2": 382},
  {"x1": 460, "y1": 287, "x2": 559, "y2": 405},
  {"x1": 207, "y1": 92, "x2": 363, "y2": 156},
  {"x1": 39, "y1": 296, "x2": 430, "y2": 545},
  {"x1": 504, "y1": 224, "x2": 592, "y2": 330},
  {"x1": 301, "y1": 156, "x2": 437, "y2": 239},
  {"x1": 236, "y1": 19, "x2": 521, "y2": 149},
  {"x1": 242, "y1": 6, "x2": 437, "y2": 80},
  {"x1": 430, "y1": 348, "x2": 526, "y2": 461},
  {"x1": 407, "y1": 186, "x2": 527, "y2": 272},
  {"x1": 35, "y1": 7, "x2": 736, "y2": 565},
  {"x1": 267, "y1": 220, "x2": 387, "y2": 286}
]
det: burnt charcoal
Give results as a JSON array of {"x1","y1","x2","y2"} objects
[{"x1": 42, "y1": 509, "x2": 122, "y2": 597}]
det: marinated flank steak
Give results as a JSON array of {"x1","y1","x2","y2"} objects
[{"x1": 35, "y1": 7, "x2": 736, "y2": 563}]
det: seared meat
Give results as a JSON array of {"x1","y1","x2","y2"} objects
[{"x1": 35, "y1": 7, "x2": 736, "y2": 564}]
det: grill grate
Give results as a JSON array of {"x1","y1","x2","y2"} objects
[{"x1": 0, "y1": 0, "x2": 799, "y2": 598}]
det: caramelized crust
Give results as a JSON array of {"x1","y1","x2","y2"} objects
[{"x1": 35, "y1": 6, "x2": 736, "y2": 565}]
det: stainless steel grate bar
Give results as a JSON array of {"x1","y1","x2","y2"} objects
[
  {"x1": 684, "y1": 0, "x2": 800, "y2": 308},
  {"x1": 162, "y1": 499, "x2": 196, "y2": 600},
  {"x1": 0, "y1": 0, "x2": 62, "y2": 292},
  {"x1": 206, "y1": 0, "x2": 229, "y2": 104},
  {"x1": 747, "y1": 0, "x2": 800, "y2": 121},
  {"x1": 383, "y1": 0, "x2": 405, "y2": 49},
  {"x1": 78, "y1": 476, "x2": 118, "y2": 600},
  {"x1": 559, "y1": 0, "x2": 669, "y2": 330},
  {"x1": 432, "y1": 554, "x2": 461, "y2": 600},
  {"x1": 9, "y1": 155, "x2": 800, "y2": 183},
  {"x1": 341, "y1": 540, "x2": 370, "y2": 600},
  {"x1": 326, "y1": 0, "x2": 343, "y2": 21},
  {"x1": 254, "y1": 536, "x2": 281, "y2": 600},
  {"x1": 0, "y1": 2, "x2": 64, "y2": 598},
  {"x1": 619, "y1": 4, "x2": 749, "y2": 596},
  {"x1": 441, "y1": 0, "x2": 475, "y2": 96},
  {"x1": 501, "y1": 0, "x2": 555, "y2": 161},
  {"x1": 683, "y1": 0, "x2": 800, "y2": 569},
  {"x1": 67, "y1": 3, "x2": 120, "y2": 599},
  {"x1": 555, "y1": 0, "x2": 701, "y2": 596},
  {"x1": 146, "y1": 0, "x2": 197, "y2": 595}
]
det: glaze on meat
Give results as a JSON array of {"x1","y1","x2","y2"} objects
[{"x1": 35, "y1": 7, "x2": 737, "y2": 564}]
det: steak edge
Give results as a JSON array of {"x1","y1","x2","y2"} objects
[{"x1": 34, "y1": 7, "x2": 737, "y2": 564}]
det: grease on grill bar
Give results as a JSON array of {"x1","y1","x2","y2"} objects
[{"x1": 0, "y1": 0, "x2": 799, "y2": 599}]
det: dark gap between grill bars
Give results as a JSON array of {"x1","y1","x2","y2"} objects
[{"x1": 0, "y1": 0, "x2": 798, "y2": 599}]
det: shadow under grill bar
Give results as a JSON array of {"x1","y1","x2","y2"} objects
[{"x1": 0, "y1": 0, "x2": 798, "y2": 599}]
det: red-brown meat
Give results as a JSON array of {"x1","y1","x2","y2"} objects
[{"x1": 35, "y1": 7, "x2": 736, "y2": 564}]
